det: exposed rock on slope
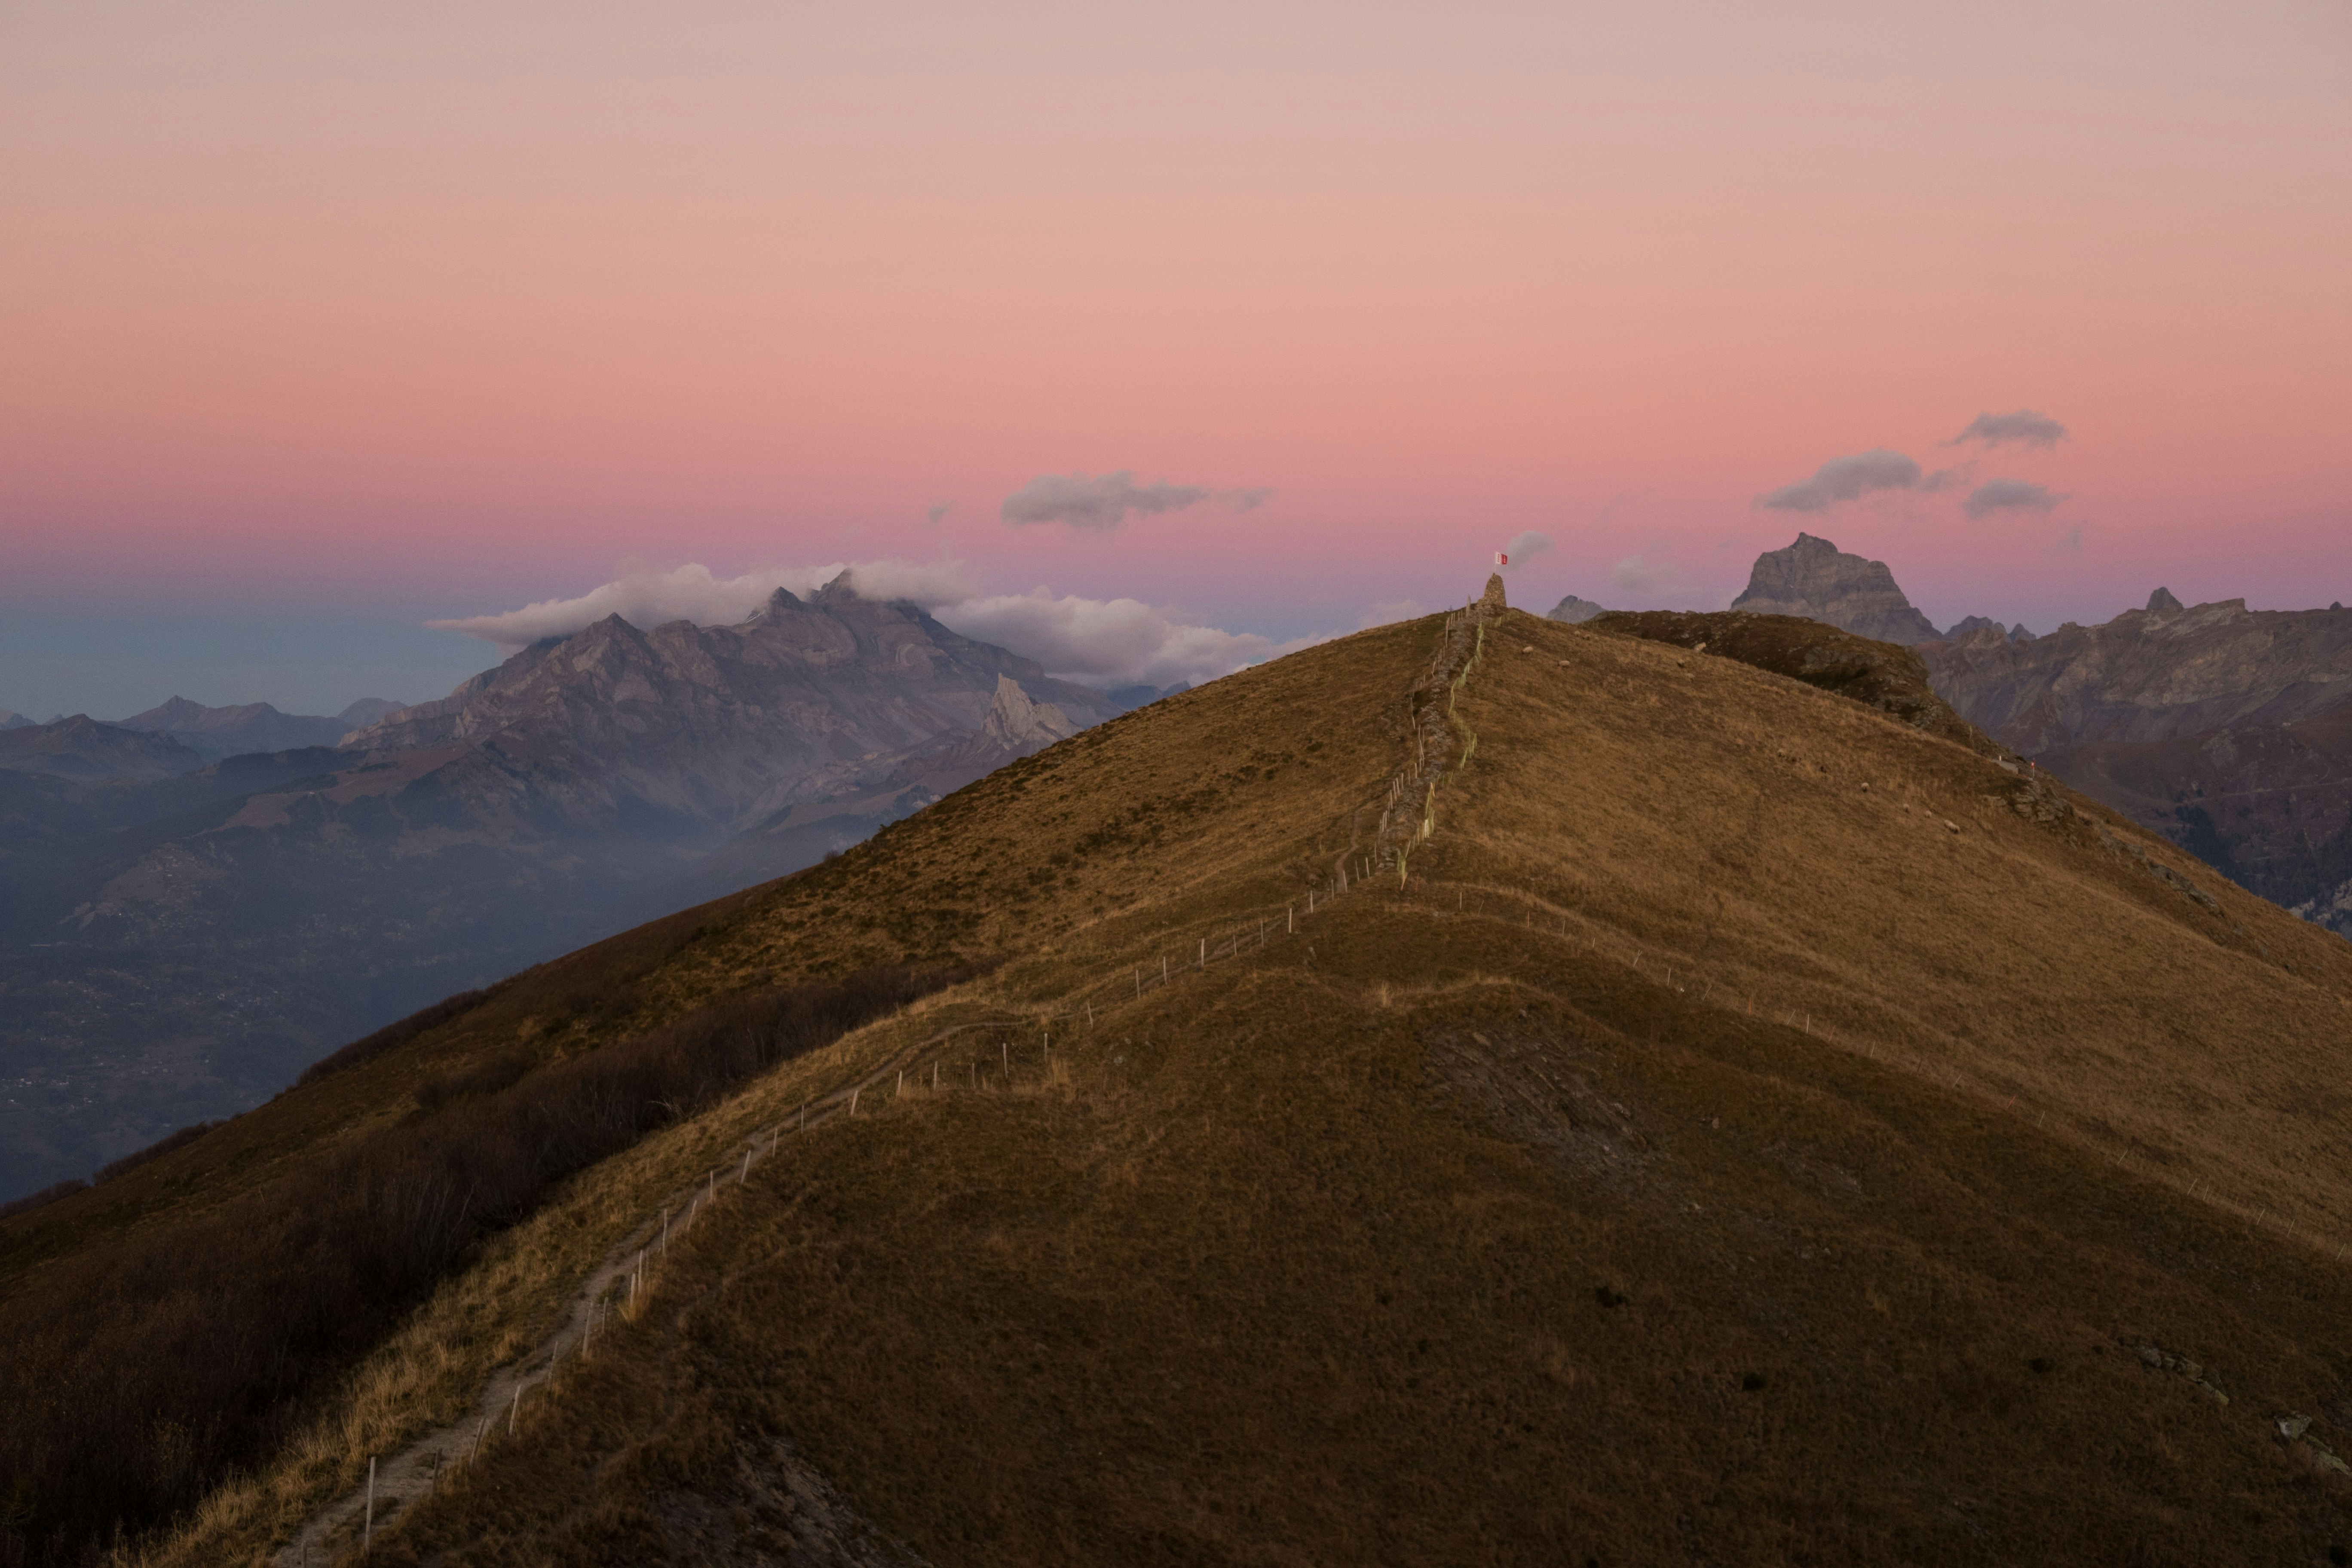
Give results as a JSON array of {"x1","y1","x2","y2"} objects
[
  {"x1": 1729, "y1": 532, "x2": 1944, "y2": 645},
  {"x1": 346, "y1": 578, "x2": 1115, "y2": 830},
  {"x1": 1589, "y1": 609, "x2": 1987, "y2": 752},
  {"x1": 1918, "y1": 597, "x2": 2352, "y2": 754}
]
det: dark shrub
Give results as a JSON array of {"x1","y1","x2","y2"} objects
[
  {"x1": 412, "y1": 1051, "x2": 537, "y2": 1114},
  {"x1": 0, "y1": 1179, "x2": 88, "y2": 1222}
]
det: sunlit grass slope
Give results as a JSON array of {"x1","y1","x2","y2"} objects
[{"x1": 112, "y1": 609, "x2": 2352, "y2": 1564}]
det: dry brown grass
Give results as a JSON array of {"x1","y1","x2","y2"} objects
[{"x1": 32, "y1": 609, "x2": 2352, "y2": 1565}]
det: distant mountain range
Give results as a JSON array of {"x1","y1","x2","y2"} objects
[
  {"x1": 0, "y1": 579, "x2": 1156, "y2": 1200},
  {"x1": 7, "y1": 546, "x2": 2346, "y2": 1203},
  {"x1": 116, "y1": 695, "x2": 399, "y2": 759},
  {"x1": 1547, "y1": 533, "x2": 2352, "y2": 939}
]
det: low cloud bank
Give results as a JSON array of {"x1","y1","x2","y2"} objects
[
  {"x1": 1610, "y1": 555, "x2": 1689, "y2": 594},
  {"x1": 428, "y1": 561, "x2": 978, "y2": 648},
  {"x1": 429, "y1": 560, "x2": 1321, "y2": 689},
  {"x1": 943, "y1": 589, "x2": 1323, "y2": 689},
  {"x1": 1500, "y1": 530, "x2": 1554, "y2": 568}
]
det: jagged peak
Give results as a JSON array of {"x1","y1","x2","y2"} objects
[
  {"x1": 2147, "y1": 587, "x2": 2184, "y2": 613},
  {"x1": 982, "y1": 673, "x2": 1075, "y2": 749}
]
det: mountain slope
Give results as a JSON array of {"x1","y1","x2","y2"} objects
[
  {"x1": 1923, "y1": 598, "x2": 2352, "y2": 930},
  {"x1": 11, "y1": 597, "x2": 2352, "y2": 1567}
]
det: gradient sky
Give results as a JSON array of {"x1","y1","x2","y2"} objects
[{"x1": 4, "y1": 0, "x2": 2347, "y2": 717}]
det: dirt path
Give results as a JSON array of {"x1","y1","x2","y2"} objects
[{"x1": 276, "y1": 1017, "x2": 1032, "y2": 1565}]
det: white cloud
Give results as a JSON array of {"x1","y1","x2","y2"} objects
[
  {"x1": 428, "y1": 560, "x2": 1318, "y2": 689},
  {"x1": 1358, "y1": 599, "x2": 1428, "y2": 628},
  {"x1": 1499, "y1": 530, "x2": 1554, "y2": 569},
  {"x1": 427, "y1": 560, "x2": 978, "y2": 649},
  {"x1": 937, "y1": 588, "x2": 1324, "y2": 688},
  {"x1": 1610, "y1": 555, "x2": 1689, "y2": 594}
]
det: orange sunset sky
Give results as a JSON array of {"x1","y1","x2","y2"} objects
[{"x1": 3, "y1": 0, "x2": 2346, "y2": 714}]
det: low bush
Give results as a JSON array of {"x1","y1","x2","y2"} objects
[
  {"x1": 410, "y1": 1051, "x2": 536, "y2": 1115},
  {"x1": 0, "y1": 1179, "x2": 87, "y2": 1222}
]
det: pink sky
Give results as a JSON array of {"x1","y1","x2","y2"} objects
[{"x1": 3, "y1": 0, "x2": 2348, "y2": 712}]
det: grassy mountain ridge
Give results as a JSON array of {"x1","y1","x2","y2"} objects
[{"x1": 12, "y1": 607, "x2": 2352, "y2": 1565}]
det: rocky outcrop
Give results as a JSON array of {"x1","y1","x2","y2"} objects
[
  {"x1": 1729, "y1": 533, "x2": 1944, "y2": 646},
  {"x1": 1547, "y1": 594, "x2": 1609, "y2": 625},
  {"x1": 1588, "y1": 610, "x2": 1988, "y2": 753},
  {"x1": 980, "y1": 674, "x2": 1077, "y2": 750}
]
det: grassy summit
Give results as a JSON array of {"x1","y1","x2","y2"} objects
[{"x1": 11, "y1": 604, "x2": 2352, "y2": 1566}]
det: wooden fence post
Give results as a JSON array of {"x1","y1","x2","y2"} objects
[{"x1": 364, "y1": 1455, "x2": 375, "y2": 1555}]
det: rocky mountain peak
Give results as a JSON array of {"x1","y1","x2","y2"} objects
[
  {"x1": 2147, "y1": 587, "x2": 2184, "y2": 613},
  {"x1": 980, "y1": 674, "x2": 1077, "y2": 750},
  {"x1": 1547, "y1": 594, "x2": 1608, "y2": 625},
  {"x1": 1730, "y1": 533, "x2": 1942, "y2": 646}
]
